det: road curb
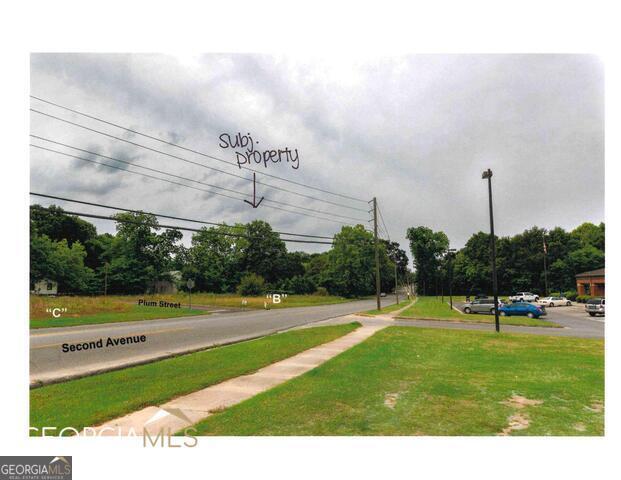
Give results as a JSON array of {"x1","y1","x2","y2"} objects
[{"x1": 30, "y1": 310, "x2": 369, "y2": 389}]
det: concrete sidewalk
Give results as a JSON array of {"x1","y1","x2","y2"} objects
[{"x1": 88, "y1": 324, "x2": 385, "y2": 436}]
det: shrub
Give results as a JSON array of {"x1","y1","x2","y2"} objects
[
  {"x1": 314, "y1": 286, "x2": 329, "y2": 296},
  {"x1": 564, "y1": 290, "x2": 578, "y2": 301},
  {"x1": 236, "y1": 273, "x2": 266, "y2": 296},
  {"x1": 576, "y1": 295, "x2": 593, "y2": 303}
]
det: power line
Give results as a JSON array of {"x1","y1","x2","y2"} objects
[
  {"x1": 32, "y1": 206, "x2": 334, "y2": 245},
  {"x1": 29, "y1": 192, "x2": 335, "y2": 240},
  {"x1": 30, "y1": 100, "x2": 369, "y2": 209},
  {"x1": 377, "y1": 204, "x2": 391, "y2": 242},
  {"x1": 30, "y1": 136, "x2": 367, "y2": 223},
  {"x1": 30, "y1": 143, "x2": 364, "y2": 227},
  {"x1": 31, "y1": 95, "x2": 367, "y2": 203}
]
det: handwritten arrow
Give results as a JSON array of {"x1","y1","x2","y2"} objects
[{"x1": 244, "y1": 172, "x2": 264, "y2": 208}]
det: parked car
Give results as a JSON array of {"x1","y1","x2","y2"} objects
[
  {"x1": 509, "y1": 292, "x2": 539, "y2": 302},
  {"x1": 585, "y1": 298, "x2": 605, "y2": 317},
  {"x1": 499, "y1": 302, "x2": 546, "y2": 318},
  {"x1": 463, "y1": 298, "x2": 503, "y2": 315},
  {"x1": 539, "y1": 296, "x2": 572, "y2": 307}
]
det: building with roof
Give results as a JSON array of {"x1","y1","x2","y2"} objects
[{"x1": 575, "y1": 268, "x2": 605, "y2": 297}]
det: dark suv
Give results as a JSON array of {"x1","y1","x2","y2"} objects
[{"x1": 585, "y1": 298, "x2": 605, "y2": 317}]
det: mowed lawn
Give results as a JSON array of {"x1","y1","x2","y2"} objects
[
  {"x1": 191, "y1": 327, "x2": 604, "y2": 436},
  {"x1": 30, "y1": 293, "x2": 353, "y2": 328},
  {"x1": 30, "y1": 322, "x2": 360, "y2": 435},
  {"x1": 397, "y1": 296, "x2": 559, "y2": 327}
]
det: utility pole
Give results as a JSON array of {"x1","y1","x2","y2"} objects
[
  {"x1": 104, "y1": 262, "x2": 109, "y2": 298},
  {"x1": 447, "y1": 248, "x2": 456, "y2": 310},
  {"x1": 441, "y1": 271, "x2": 444, "y2": 303},
  {"x1": 482, "y1": 169, "x2": 500, "y2": 333},
  {"x1": 373, "y1": 197, "x2": 381, "y2": 311},
  {"x1": 394, "y1": 260, "x2": 399, "y2": 304},
  {"x1": 542, "y1": 230, "x2": 549, "y2": 296}
]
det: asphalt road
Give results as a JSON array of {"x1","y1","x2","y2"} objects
[{"x1": 30, "y1": 297, "x2": 395, "y2": 386}]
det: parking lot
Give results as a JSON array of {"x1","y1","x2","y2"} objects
[{"x1": 454, "y1": 300, "x2": 604, "y2": 338}]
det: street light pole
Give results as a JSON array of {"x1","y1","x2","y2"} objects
[
  {"x1": 542, "y1": 230, "x2": 549, "y2": 296},
  {"x1": 482, "y1": 169, "x2": 500, "y2": 333}
]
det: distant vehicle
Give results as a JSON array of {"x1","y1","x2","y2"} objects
[
  {"x1": 509, "y1": 292, "x2": 539, "y2": 302},
  {"x1": 585, "y1": 298, "x2": 605, "y2": 317},
  {"x1": 463, "y1": 298, "x2": 503, "y2": 315},
  {"x1": 539, "y1": 296, "x2": 572, "y2": 307},
  {"x1": 499, "y1": 302, "x2": 546, "y2": 318},
  {"x1": 380, "y1": 292, "x2": 387, "y2": 297}
]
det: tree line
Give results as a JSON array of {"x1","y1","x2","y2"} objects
[
  {"x1": 407, "y1": 222, "x2": 605, "y2": 297},
  {"x1": 30, "y1": 205, "x2": 408, "y2": 298}
]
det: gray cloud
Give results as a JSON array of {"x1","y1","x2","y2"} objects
[{"x1": 30, "y1": 54, "x2": 604, "y2": 260}]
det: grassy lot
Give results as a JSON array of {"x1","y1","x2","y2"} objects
[
  {"x1": 30, "y1": 322, "x2": 360, "y2": 435},
  {"x1": 181, "y1": 293, "x2": 352, "y2": 309},
  {"x1": 30, "y1": 305, "x2": 204, "y2": 329},
  {"x1": 397, "y1": 296, "x2": 559, "y2": 328},
  {"x1": 191, "y1": 327, "x2": 604, "y2": 436},
  {"x1": 30, "y1": 293, "x2": 352, "y2": 328},
  {"x1": 361, "y1": 299, "x2": 413, "y2": 316}
]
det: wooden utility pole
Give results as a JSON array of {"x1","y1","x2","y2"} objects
[
  {"x1": 104, "y1": 262, "x2": 109, "y2": 298},
  {"x1": 394, "y1": 261, "x2": 399, "y2": 304},
  {"x1": 373, "y1": 197, "x2": 381, "y2": 311}
]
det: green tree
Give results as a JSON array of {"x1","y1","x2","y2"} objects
[
  {"x1": 185, "y1": 225, "x2": 242, "y2": 293},
  {"x1": 570, "y1": 222, "x2": 605, "y2": 251},
  {"x1": 237, "y1": 220, "x2": 288, "y2": 284},
  {"x1": 452, "y1": 232, "x2": 493, "y2": 294},
  {"x1": 450, "y1": 223, "x2": 604, "y2": 295},
  {"x1": 321, "y1": 225, "x2": 391, "y2": 297},
  {"x1": 280, "y1": 275, "x2": 316, "y2": 294},
  {"x1": 30, "y1": 234, "x2": 94, "y2": 293},
  {"x1": 381, "y1": 239, "x2": 409, "y2": 277},
  {"x1": 406, "y1": 226, "x2": 449, "y2": 295},
  {"x1": 566, "y1": 245, "x2": 605, "y2": 275},
  {"x1": 30, "y1": 204, "x2": 97, "y2": 247},
  {"x1": 106, "y1": 212, "x2": 182, "y2": 294}
]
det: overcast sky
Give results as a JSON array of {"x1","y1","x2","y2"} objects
[{"x1": 30, "y1": 54, "x2": 604, "y2": 262}]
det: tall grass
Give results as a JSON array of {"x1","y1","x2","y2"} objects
[{"x1": 30, "y1": 293, "x2": 351, "y2": 320}]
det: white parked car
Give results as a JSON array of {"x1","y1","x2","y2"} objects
[
  {"x1": 539, "y1": 296, "x2": 572, "y2": 307},
  {"x1": 509, "y1": 292, "x2": 539, "y2": 302}
]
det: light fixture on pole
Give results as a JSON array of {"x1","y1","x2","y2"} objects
[{"x1": 482, "y1": 169, "x2": 500, "y2": 333}]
